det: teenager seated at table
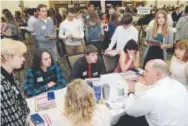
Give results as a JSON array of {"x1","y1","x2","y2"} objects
[
  {"x1": 114, "y1": 39, "x2": 139, "y2": 73},
  {"x1": 24, "y1": 49, "x2": 67, "y2": 97},
  {"x1": 62, "y1": 79, "x2": 111, "y2": 126},
  {"x1": 69, "y1": 45, "x2": 106, "y2": 81},
  {"x1": 170, "y1": 40, "x2": 188, "y2": 87}
]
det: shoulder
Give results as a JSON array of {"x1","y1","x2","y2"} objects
[{"x1": 130, "y1": 25, "x2": 138, "y2": 32}]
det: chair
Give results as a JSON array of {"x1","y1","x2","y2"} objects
[
  {"x1": 66, "y1": 53, "x2": 84, "y2": 69},
  {"x1": 102, "y1": 54, "x2": 119, "y2": 73}
]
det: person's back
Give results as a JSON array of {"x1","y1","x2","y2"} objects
[
  {"x1": 175, "y1": 16, "x2": 188, "y2": 41},
  {"x1": 145, "y1": 77, "x2": 188, "y2": 126}
]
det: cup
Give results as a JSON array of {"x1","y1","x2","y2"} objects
[{"x1": 102, "y1": 84, "x2": 110, "y2": 100}]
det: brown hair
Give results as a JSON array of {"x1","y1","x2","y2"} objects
[
  {"x1": 152, "y1": 10, "x2": 168, "y2": 37},
  {"x1": 84, "y1": 45, "x2": 98, "y2": 55},
  {"x1": 89, "y1": 10, "x2": 100, "y2": 24},
  {"x1": 37, "y1": 4, "x2": 47, "y2": 11},
  {"x1": 120, "y1": 13, "x2": 133, "y2": 25},
  {"x1": 175, "y1": 40, "x2": 188, "y2": 62}
]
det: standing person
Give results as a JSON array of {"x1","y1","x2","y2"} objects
[
  {"x1": 69, "y1": 45, "x2": 105, "y2": 81},
  {"x1": 85, "y1": 11, "x2": 104, "y2": 53},
  {"x1": 106, "y1": 13, "x2": 138, "y2": 53},
  {"x1": 143, "y1": 10, "x2": 173, "y2": 68},
  {"x1": 125, "y1": 59, "x2": 188, "y2": 126},
  {"x1": 24, "y1": 49, "x2": 67, "y2": 97},
  {"x1": 59, "y1": 9, "x2": 84, "y2": 55},
  {"x1": 33, "y1": 4, "x2": 58, "y2": 61},
  {"x1": 62, "y1": 79, "x2": 111, "y2": 126},
  {"x1": 171, "y1": 6, "x2": 182, "y2": 23},
  {"x1": 1, "y1": 39, "x2": 30, "y2": 125},
  {"x1": 175, "y1": 5, "x2": 188, "y2": 41},
  {"x1": 170, "y1": 40, "x2": 188, "y2": 87}
]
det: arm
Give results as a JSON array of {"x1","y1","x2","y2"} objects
[
  {"x1": 54, "y1": 62, "x2": 67, "y2": 88},
  {"x1": 24, "y1": 69, "x2": 48, "y2": 97},
  {"x1": 161, "y1": 28, "x2": 173, "y2": 49},
  {"x1": 107, "y1": 27, "x2": 118, "y2": 50},
  {"x1": 176, "y1": 18, "x2": 183, "y2": 30},
  {"x1": 120, "y1": 52, "x2": 134, "y2": 72},
  {"x1": 58, "y1": 22, "x2": 66, "y2": 39},
  {"x1": 125, "y1": 93, "x2": 153, "y2": 117},
  {"x1": 134, "y1": 51, "x2": 140, "y2": 68}
]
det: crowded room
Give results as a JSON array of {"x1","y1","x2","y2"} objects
[{"x1": 1, "y1": 0, "x2": 188, "y2": 126}]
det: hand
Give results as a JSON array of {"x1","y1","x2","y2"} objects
[
  {"x1": 47, "y1": 81, "x2": 56, "y2": 88},
  {"x1": 105, "y1": 49, "x2": 111, "y2": 54},
  {"x1": 129, "y1": 54, "x2": 135, "y2": 61},
  {"x1": 128, "y1": 81, "x2": 135, "y2": 93},
  {"x1": 49, "y1": 35, "x2": 56, "y2": 40},
  {"x1": 65, "y1": 34, "x2": 72, "y2": 39},
  {"x1": 160, "y1": 44, "x2": 166, "y2": 49}
]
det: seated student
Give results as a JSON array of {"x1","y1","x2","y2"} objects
[
  {"x1": 69, "y1": 45, "x2": 106, "y2": 81},
  {"x1": 170, "y1": 40, "x2": 188, "y2": 86},
  {"x1": 24, "y1": 49, "x2": 66, "y2": 97},
  {"x1": 114, "y1": 39, "x2": 139, "y2": 73},
  {"x1": 62, "y1": 79, "x2": 111, "y2": 126}
]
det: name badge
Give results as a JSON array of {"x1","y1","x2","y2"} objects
[
  {"x1": 37, "y1": 77, "x2": 43, "y2": 82},
  {"x1": 41, "y1": 25, "x2": 46, "y2": 30},
  {"x1": 83, "y1": 71, "x2": 87, "y2": 76},
  {"x1": 93, "y1": 72, "x2": 98, "y2": 76}
]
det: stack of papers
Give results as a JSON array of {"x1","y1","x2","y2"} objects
[
  {"x1": 106, "y1": 96, "x2": 127, "y2": 109},
  {"x1": 35, "y1": 93, "x2": 56, "y2": 112}
]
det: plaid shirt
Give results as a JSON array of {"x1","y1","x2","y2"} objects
[
  {"x1": 1, "y1": 67, "x2": 30, "y2": 126},
  {"x1": 24, "y1": 62, "x2": 66, "y2": 97}
]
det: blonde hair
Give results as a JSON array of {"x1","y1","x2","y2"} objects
[
  {"x1": 64, "y1": 79, "x2": 96, "y2": 126},
  {"x1": 175, "y1": 40, "x2": 188, "y2": 62},
  {"x1": 152, "y1": 10, "x2": 168, "y2": 37},
  {"x1": 1, "y1": 38, "x2": 27, "y2": 62}
]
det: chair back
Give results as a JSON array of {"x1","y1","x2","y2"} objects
[
  {"x1": 66, "y1": 53, "x2": 84, "y2": 69},
  {"x1": 102, "y1": 54, "x2": 119, "y2": 73}
]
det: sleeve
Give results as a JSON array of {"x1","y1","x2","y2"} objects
[
  {"x1": 145, "y1": 27, "x2": 152, "y2": 41},
  {"x1": 58, "y1": 22, "x2": 66, "y2": 39},
  {"x1": 133, "y1": 28, "x2": 139, "y2": 43},
  {"x1": 125, "y1": 93, "x2": 153, "y2": 117},
  {"x1": 107, "y1": 26, "x2": 118, "y2": 50},
  {"x1": 79, "y1": 21, "x2": 84, "y2": 38},
  {"x1": 167, "y1": 28, "x2": 174, "y2": 45},
  {"x1": 69, "y1": 60, "x2": 83, "y2": 81},
  {"x1": 54, "y1": 62, "x2": 67, "y2": 88},
  {"x1": 24, "y1": 69, "x2": 48, "y2": 97},
  {"x1": 176, "y1": 18, "x2": 183, "y2": 30},
  {"x1": 33, "y1": 21, "x2": 49, "y2": 42},
  {"x1": 100, "y1": 24, "x2": 104, "y2": 36}
]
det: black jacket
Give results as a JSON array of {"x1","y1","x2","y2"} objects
[{"x1": 69, "y1": 56, "x2": 106, "y2": 81}]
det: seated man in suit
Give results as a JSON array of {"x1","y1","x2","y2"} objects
[{"x1": 69, "y1": 45, "x2": 106, "y2": 81}]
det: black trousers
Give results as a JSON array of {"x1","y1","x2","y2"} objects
[{"x1": 114, "y1": 115, "x2": 149, "y2": 126}]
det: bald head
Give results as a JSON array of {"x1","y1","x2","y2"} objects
[
  {"x1": 144, "y1": 59, "x2": 170, "y2": 85},
  {"x1": 147, "y1": 59, "x2": 170, "y2": 76}
]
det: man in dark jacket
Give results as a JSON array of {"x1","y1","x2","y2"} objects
[{"x1": 69, "y1": 45, "x2": 106, "y2": 81}]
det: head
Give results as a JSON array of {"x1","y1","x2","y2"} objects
[
  {"x1": 2, "y1": 9, "x2": 10, "y2": 15},
  {"x1": 175, "y1": 6, "x2": 180, "y2": 12},
  {"x1": 32, "y1": 49, "x2": 54, "y2": 70},
  {"x1": 84, "y1": 45, "x2": 98, "y2": 64},
  {"x1": 64, "y1": 79, "x2": 95, "y2": 125},
  {"x1": 175, "y1": 40, "x2": 188, "y2": 62},
  {"x1": 3, "y1": 11, "x2": 16, "y2": 25},
  {"x1": 120, "y1": 13, "x2": 133, "y2": 27},
  {"x1": 88, "y1": 10, "x2": 100, "y2": 24},
  {"x1": 67, "y1": 8, "x2": 75, "y2": 21},
  {"x1": 1, "y1": 39, "x2": 27, "y2": 70},
  {"x1": 144, "y1": 59, "x2": 170, "y2": 85},
  {"x1": 124, "y1": 39, "x2": 138, "y2": 55},
  {"x1": 152, "y1": 10, "x2": 168, "y2": 37},
  {"x1": 88, "y1": 3, "x2": 94, "y2": 11},
  {"x1": 15, "y1": 11, "x2": 21, "y2": 18},
  {"x1": 37, "y1": 4, "x2": 47, "y2": 18}
]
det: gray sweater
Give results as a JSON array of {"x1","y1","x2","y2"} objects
[
  {"x1": 33, "y1": 18, "x2": 56, "y2": 48},
  {"x1": 143, "y1": 27, "x2": 174, "y2": 61},
  {"x1": 175, "y1": 16, "x2": 188, "y2": 41}
]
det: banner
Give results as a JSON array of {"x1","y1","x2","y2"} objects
[{"x1": 137, "y1": 7, "x2": 151, "y2": 15}]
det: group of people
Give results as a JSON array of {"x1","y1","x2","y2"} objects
[{"x1": 1, "y1": 2, "x2": 188, "y2": 126}]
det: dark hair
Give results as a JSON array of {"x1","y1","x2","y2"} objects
[
  {"x1": 32, "y1": 49, "x2": 54, "y2": 69},
  {"x1": 15, "y1": 11, "x2": 21, "y2": 18},
  {"x1": 37, "y1": 4, "x2": 47, "y2": 11},
  {"x1": 120, "y1": 13, "x2": 133, "y2": 25},
  {"x1": 4, "y1": 11, "x2": 17, "y2": 25},
  {"x1": 27, "y1": 8, "x2": 37, "y2": 15},
  {"x1": 2, "y1": 9, "x2": 10, "y2": 14},
  {"x1": 84, "y1": 45, "x2": 98, "y2": 55},
  {"x1": 185, "y1": 5, "x2": 188, "y2": 13},
  {"x1": 124, "y1": 39, "x2": 138, "y2": 53},
  {"x1": 67, "y1": 8, "x2": 75, "y2": 14}
]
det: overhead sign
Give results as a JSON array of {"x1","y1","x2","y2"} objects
[{"x1": 137, "y1": 7, "x2": 151, "y2": 15}]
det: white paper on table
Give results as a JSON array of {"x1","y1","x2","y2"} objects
[{"x1": 106, "y1": 96, "x2": 127, "y2": 109}]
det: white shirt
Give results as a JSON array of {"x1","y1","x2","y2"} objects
[
  {"x1": 125, "y1": 77, "x2": 188, "y2": 126},
  {"x1": 59, "y1": 18, "x2": 84, "y2": 45},
  {"x1": 107, "y1": 25, "x2": 138, "y2": 51},
  {"x1": 25, "y1": 16, "x2": 37, "y2": 35},
  {"x1": 170, "y1": 56, "x2": 188, "y2": 85},
  {"x1": 62, "y1": 104, "x2": 111, "y2": 126}
]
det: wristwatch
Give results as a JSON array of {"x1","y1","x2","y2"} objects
[{"x1": 128, "y1": 92, "x2": 135, "y2": 96}]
